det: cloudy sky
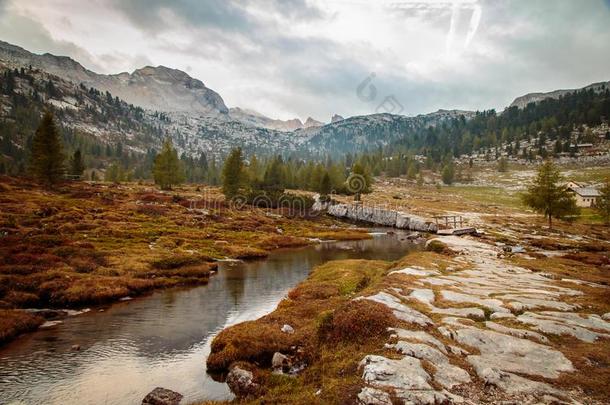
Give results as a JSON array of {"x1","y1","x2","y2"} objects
[{"x1": 1, "y1": 0, "x2": 609, "y2": 121}]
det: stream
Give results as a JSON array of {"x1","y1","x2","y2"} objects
[{"x1": 0, "y1": 230, "x2": 420, "y2": 405}]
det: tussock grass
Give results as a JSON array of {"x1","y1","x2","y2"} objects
[
  {"x1": 0, "y1": 177, "x2": 368, "y2": 346},
  {"x1": 0, "y1": 310, "x2": 43, "y2": 345}
]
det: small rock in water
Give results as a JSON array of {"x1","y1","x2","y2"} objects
[
  {"x1": 141, "y1": 387, "x2": 183, "y2": 405},
  {"x1": 226, "y1": 366, "x2": 260, "y2": 398},
  {"x1": 602, "y1": 313, "x2": 610, "y2": 321},
  {"x1": 71, "y1": 344, "x2": 81, "y2": 351},
  {"x1": 119, "y1": 296, "x2": 133, "y2": 302},
  {"x1": 281, "y1": 324, "x2": 294, "y2": 334}
]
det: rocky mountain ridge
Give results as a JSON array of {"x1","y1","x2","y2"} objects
[
  {"x1": 509, "y1": 81, "x2": 610, "y2": 109},
  {"x1": 0, "y1": 40, "x2": 229, "y2": 116}
]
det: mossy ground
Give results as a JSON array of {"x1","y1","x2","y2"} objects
[{"x1": 0, "y1": 176, "x2": 369, "y2": 344}]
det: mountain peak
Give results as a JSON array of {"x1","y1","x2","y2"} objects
[
  {"x1": 304, "y1": 117, "x2": 324, "y2": 128},
  {"x1": 331, "y1": 114, "x2": 344, "y2": 123}
]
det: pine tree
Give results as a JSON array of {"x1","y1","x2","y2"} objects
[
  {"x1": 497, "y1": 157, "x2": 508, "y2": 172},
  {"x1": 69, "y1": 149, "x2": 85, "y2": 177},
  {"x1": 319, "y1": 172, "x2": 332, "y2": 198},
  {"x1": 595, "y1": 178, "x2": 610, "y2": 225},
  {"x1": 105, "y1": 162, "x2": 123, "y2": 183},
  {"x1": 521, "y1": 161, "x2": 579, "y2": 229},
  {"x1": 29, "y1": 111, "x2": 65, "y2": 184},
  {"x1": 347, "y1": 162, "x2": 372, "y2": 201},
  {"x1": 221, "y1": 147, "x2": 245, "y2": 200},
  {"x1": 153, "y1": 139, "x2": 185, "y2": 190},
  {"x1": 441, "y1": 163, "x2": 455, "y2": 185}
]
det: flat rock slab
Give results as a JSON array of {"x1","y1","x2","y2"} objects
[
  {"x1": 453, "y1": 327, "x2": 573, "y2": 378},
  {"x1": 359, "y1": 355, "x2": 464, "y2": 404},
  {"x1": 441, "y1": 290, "x2": 509, "y2": 313},
  {"x1": 389, "y1": 328, "x2": 447, "y2": 353},
  {"x1": 390, "y1": 267, "x2": 441, "y2": 277},
  {"x1": 485, "y1": 321, "x2": 549, "y2": 343},
  {"x1": 516, "y1": 312, "x2": 610, "y2": 342},
  {"x1": 360, "y1": 355, "x2": 431, "y2": 391},
  {"x1": 479, "y1": 368, "x2": 564, "y2": 398},
  {"x1": 361, "y1": 292, "x2": 433, "y2": 326}
]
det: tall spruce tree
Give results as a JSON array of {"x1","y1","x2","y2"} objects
[
  {"x1": 521, "y1": 160, "x2": 579, "y2": 229},
  {"x1": 29, "y1": 111, "x2": 65, "y2": 184},
  {"x1": 69, "y1": 149, "x2": 85, "y2": 177},
  {"x1": 221, "y1": 147, "x2": 245, "y2": 200},
  {"x1": 153, "y1": 139, "x2": 185, "y2": 190}
]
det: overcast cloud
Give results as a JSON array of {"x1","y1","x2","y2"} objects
[{"x1": 1, "y1": 0, "x2": 609, "y2": 121}]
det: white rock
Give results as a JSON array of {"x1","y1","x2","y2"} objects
[
  {"x1": 390, "y1": 268, "x2": 440, "y2": 277},
  {"x1": 408, "y1": 289, "x2": 435, "y2": 305},
  {"x1": 433, "y1": 306, "x2": 485, "y2": 320},
  {"x1": 272, "y1": 352, "x2": 289, "y2": 370},
  {"x1": 359, "y1": 355, "x2": 431, "y2": 391},
  {"x1": 441, "y1": 290, "x2": 509, "y2": 313},
  {"x1": 453, "y1": 327, "x2": 573, "y2": 378},
  {"x1": 478, "y1": 368, "x2": 564, "y2": 397},
  {"x1": 516, "y1": 312, "x2": 610, "y2": 342},
  {"x1": 484, "y1": 321, "x2": 549, "y2": 343},
  {"x1": 603, "y1": 313, "x2": 610, "y2": 321},
  {"x1": 361, "y1": 292, "x2": 433, "y2": 327},
  {"x1": 357, "y1": 387, "x2": 392, "y2": 405},
  {"x1": 434, "y1": 364, "x2": 471, "y2": 389},
  {"x1": 385, "y1": 342, "x2": 448, "y2": 365},
  {"x1": 490, "y1": 312, "x2": 516, "y2": 320},
  {"x1": 389, "y1": 328, "x2": 447, "y2": 353},
  {"x1": 281, "y1": 324, "x2": 294, "y2": 334}
]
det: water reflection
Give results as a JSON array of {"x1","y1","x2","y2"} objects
[{"x1": 0, "y1": 231, "x2": 419, "y2": 405}]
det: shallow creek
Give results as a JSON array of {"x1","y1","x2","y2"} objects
[{"x1": 0, "y1": 230, "x2": 420, "y2": 405}]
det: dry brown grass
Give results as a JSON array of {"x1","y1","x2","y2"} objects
[
  {"x1": 206, "y1": 259, "x2": 390, "y2": 375},
  {"x1": 0, "y1": 177, "x2": 369, "y2": 346},
  {"x1": 0, "y1": 309, "x2": 43, "y2": 345}
]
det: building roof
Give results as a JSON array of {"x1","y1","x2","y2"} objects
[{"x1": 572, "y1": 187, "x2": 601, "y2": 197}]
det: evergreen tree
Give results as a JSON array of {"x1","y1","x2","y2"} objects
[
  {"x1": 417, "y1": 172, "x2": 424, "y2": 187},
  {"x1": 497, "y1": 157, "x2": 508, "y2": 172},
  {"x1": 521, "y1": 161, "x2": 579, "y2": 229},
  {"x1": 222, "y1": 147, "x2": 245, "y2": 200},
  {"x1": 595, "y1": 178, "x2": 610, "y2": 225},
  {"x1": 153, "y1": 139, "x2": 185, "y2": 190},
  {"x1": 69, "y1": 149, "x2": 85, "y2": 177},
  {"x1": 347, "y1": 162, "x2": 372, "y2": 201},
  {"x1": 319, "y1": 172, "x2": 332, "y2": 198},
  {"x1": 29, "y1": 111, "x2": 65, "y2": 184},
  {"x1": 441, "y1": 163, "x2": 455, "y2": 185},
  {"x1": 105, "y1": 162, "x2": 123, "y2": 183}
]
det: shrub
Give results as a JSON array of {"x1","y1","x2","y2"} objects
[
  {"x1": 151, "y1": 254, "x2": 211, "y2": 270},
  {"x1": 425, "y1": 240, "x2": 455, "y2": 255},
  {"x1": 136, "y1": 204, "x2": 168, "y2": 216},
  {"x1": 317, "y1": 299, "x2": 395, "y2": 344},
  {"x1": 70, "y1": 257, "x2": 98, "y2": 273}
]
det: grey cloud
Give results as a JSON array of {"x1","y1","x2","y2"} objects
[{"x1": 0, "y1": 11, "x2": 106, "y2": 72}]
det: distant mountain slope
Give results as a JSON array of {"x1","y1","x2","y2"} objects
[
  {"x1": 297, "y1": 110, "x2": 475, "y2": 157},
  {"x1": 0, "y1": 41, "x2": 228, "y2": 116},
  {"x1": 228, "y1": 107, "x2": 304, "y2": 131},
  {"x1": 510, "y1": 81, "x2": 610, "y2": 109}
]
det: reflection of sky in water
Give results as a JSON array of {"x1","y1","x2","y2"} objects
[{"x1": 0, "y1": 231, "x2": 418, "y2": 405}]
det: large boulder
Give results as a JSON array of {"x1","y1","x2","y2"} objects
[
  {"x1": 226, "y1": 365, "x2": 260, "y2": 398},
  {"x1": 141, "y1": 387, "x2": 183, "y2": 405},
  {"x1": 326, "y1": 203, "x2": 437, "y2": 233}
]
